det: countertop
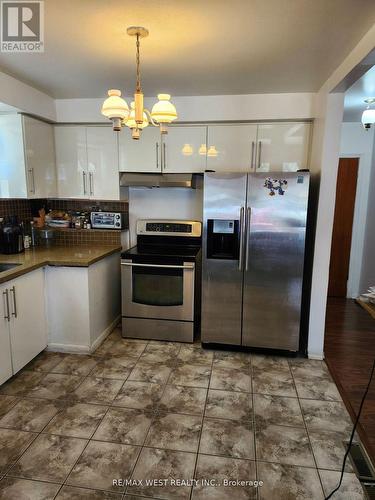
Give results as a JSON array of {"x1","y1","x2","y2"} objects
[{"x1": 0, "y1": 245, "x2": 122, "y2": 284}]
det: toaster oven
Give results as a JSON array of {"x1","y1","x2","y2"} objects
[{"x1": 90, "y1": 212, "x2": 126, "y2": 230}]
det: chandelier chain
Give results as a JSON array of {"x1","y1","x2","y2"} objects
[{"x1": 136, "y1": 34, "x2": 141, "y2": 93}]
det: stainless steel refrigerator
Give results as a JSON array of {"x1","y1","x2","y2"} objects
[{"x1": 201, "y1": 171, "x2": 310, "y2": 351}]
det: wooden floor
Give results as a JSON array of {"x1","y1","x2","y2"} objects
[{"x1": 325, "y1": 297, "x2": 375, "y2": 465}]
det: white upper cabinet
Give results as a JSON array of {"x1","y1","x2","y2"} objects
[
  {"x1": 55, "y1": 125, "x2": 120, "y2": 200},
  {"x1": 55, "y1": 126, "x2": 88, "y2": 199},
  {"x1": 23, "y1": 115, "x2": 57, "y2": 198},
  {"x1": 87, "y1": 126, "x2": 119, "y2": 200},
  {"x1": 119, "y1": 127, "x2": 161, "y2": 173},
  {"x1": 162, "y1": 126, "x2": 207, "y2": 173},
  {"x1": 256, "y1": 122, "x2": 311, "y2": 172},
  {"x1": 206, "y1": 124, "x2": 258, "y2": 172},
  {"x1": 0, "y1": 114, "x2": 57, "y2": 199},
  {"x1": 0, "y1": 114, "x2": 27, "y2": 198}
]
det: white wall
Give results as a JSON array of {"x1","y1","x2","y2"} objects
[
  {"x1": 55, "y1": 93, "x2": 315, "y2": 123},
  {"x1": 360, "y1": 145, "x2": 375, "y2": 293},
  {"x1": 307, "y1": 23, "x2": 375, "y2": 359},
  {"x1": 339, "y1": 123, "x2": 374, "y2": 297},
  {"x1": 0, "y1": 71, "x2": 56, "y2": 121},
  {"x1": 128, "y1": 181, "x2": 203, "y2": 246},
  {"x1": 308, "y1": 92, "x2": 345, "y2": 359}
]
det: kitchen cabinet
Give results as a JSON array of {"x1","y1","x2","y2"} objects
[
  {"x1": 119, "y1": 125, "x2": 207, "y2": 173},
  {"x1": 256, "y1": 122, "x2": 311, "y2": 172},
  {"x1": 87, "y1": 126, "x2": 119, "y2": 200},
  {"x1": 206, "y1": 123, "x2": 310, "y2": 173},
  {"x1": 55, "y1": 126, "x2": 88, "y2": 199},
  {"x1": 46, "y1": 252, "x2": 120, "y2": 353},
  {"x1": 206, "y1": 124, "x2": 258, "y2": 172},
  {"x1": 0, "y1": 268, "x2": 47, "y2": 380},
  {"x1": 0, "y1": 283, "x2": 13, "y2": 385},
  {"x1": 162, "y1": 125, "x2": 207, "y2": 173},
  {"x1": 55, "y1": 125, "x2": 119, "y2": 200},
  {"x1": 0, "y1": 114, "x2": 56, "y2": 198},
  {"x1": 23, "y1": 115, "x2": 57, "y2": 198},
  {"x1": 119, "y1": 126, "x2": 161, "y2": 173},
  {"x1": 0, "y1": 114, "x2": 57, "y2": 199}
]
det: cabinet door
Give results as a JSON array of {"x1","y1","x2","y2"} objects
[
  {"x1": 23, "y1": 116, "x2": 57, "y2": 198},
  {"x1": 87, "y1": 126, "x2": 119, "y2": 200},
  {"x1": 55, "y1": 126, "x2": 88, "y2": 198},
  {"x1": 0, "y1": 114, "x2": 28, "y2": 198},
  {"x1": 256, "y1": 123, "x2": 311, "y2": 172},
  {"x1": 0, "y1": 284, "x2": 13, "y2": 384},
  {"x1": 119, "y1": 127, "x2": 161, "y2": 172},
  {"x1": 9, "y1": 269, "x2": 47, "y2": 374},
  {"x1": 206, "y1": 124, "x2": 258, "y2": 173},
  {"x1": 162, "y1": 126, "x2": 207, "y2": 173}
]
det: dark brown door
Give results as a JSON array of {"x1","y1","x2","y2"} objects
[{"x1": 328, "y1": 157, "x2": 359, "y2": 297}]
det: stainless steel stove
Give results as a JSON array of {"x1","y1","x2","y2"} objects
[{"x1": 121, "y1": 220, "x2": 202, "y2": 342}]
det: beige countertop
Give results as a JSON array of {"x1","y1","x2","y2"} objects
[{"x1": 0, "y1": 245, "x2": 122, "y2": 284}]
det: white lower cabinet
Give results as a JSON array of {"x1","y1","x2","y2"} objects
[
  {"x1": 0, "y1": 268, "x2": 47, "y2": 381},
  {"x1": 0, "y1": 284, "x2": 13, "y2": 385},
  {"x1": 46, "y1": 253, "x2": 121, "y2": 353}
]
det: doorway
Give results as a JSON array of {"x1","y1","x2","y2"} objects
[{"x1": 327, "y1": 157, "x2": 359, "y2": 298}]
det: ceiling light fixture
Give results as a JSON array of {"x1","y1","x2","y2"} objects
[
  {"x1": 361, "y1": 98, "x2": 375, "y2": 130},
  {"x1": 101, "y1": 26, "x2": 178, "y2": 140}
]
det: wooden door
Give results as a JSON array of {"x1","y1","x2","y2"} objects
[{"x1": 328, "y1": 158, "x2": 359, "y2": 297}]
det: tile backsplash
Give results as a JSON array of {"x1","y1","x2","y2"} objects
[
  {"x1": 0, "y1": 198, "x2": 128, "y2": 248},
  {"x1": 0, "y1": 199, "x2": 33, "y2": 222}
]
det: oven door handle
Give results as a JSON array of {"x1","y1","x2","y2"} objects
[{"x1": 121, "y1": 262, "x2": 194, "y2": 270}]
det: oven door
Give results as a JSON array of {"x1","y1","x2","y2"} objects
[{"x1": 121, "y1": 259, "x2": 195, "y2": 321}]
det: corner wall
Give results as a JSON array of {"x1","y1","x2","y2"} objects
[
  {"x1": 360, "y1": 143, "x2": 375, "y2": 292},
  {"x1": 340, "y1": 123, "x2": 375, "y2": 297}
]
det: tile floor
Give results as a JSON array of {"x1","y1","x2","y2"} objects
[{"x1": 0, "y1": 328, "x2": 367, "y2": 499}]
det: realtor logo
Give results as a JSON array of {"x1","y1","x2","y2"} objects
[{"x1": 1, "y1": 1, "x2": 44, "y2": 52}]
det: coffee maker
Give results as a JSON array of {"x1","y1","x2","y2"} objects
[{"x1": 0, "y1": 216, "x2": 25, "y2": 254}]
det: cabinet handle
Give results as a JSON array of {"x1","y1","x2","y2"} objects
[
  {"x1": 28, "y1": 168, "x2": 35, "y2": 194},
  {"x1": 156, "y1": 143, "x2": 159, "y2": 169},
  {"x1": 163, "y1": 142, "x2": 167, "y2": 170},
  {"x1": 89, "y1": 172, "x2": 94, "y2": 196},
  {"x1": 251, "y1": 141, "x2": 255, "y2": 170},
  {"x1": 82, "y1": 171, "x2": 87, "y2": 195},
  {"x1": 3, "y1": 289, "x2": 10, "y2": 322},
  {"x1": 9, "y1": 286, "x2": 17, "y2": 318},
  {"x1": 257, "y1": 141, "x2": 262, "y2": 169}
]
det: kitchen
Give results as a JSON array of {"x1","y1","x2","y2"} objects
[{"x1": 0, "y1": 1, "x2": 374, "y2": 499}]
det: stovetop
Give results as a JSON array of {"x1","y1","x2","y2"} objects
[{"x1": 121, "y1": 244, "x2": 201, "y2": 263}]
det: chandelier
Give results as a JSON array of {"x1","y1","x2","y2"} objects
[{"x1": 101, "y1": 26, "x2": 178, "y2": 140}]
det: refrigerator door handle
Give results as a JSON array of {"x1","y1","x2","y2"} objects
[
  {"x1": 245, "y1": 207, "x2": 251, "y2": 271},
  {"x1": 238, "y1": 206, "x2": 245, "y2": 270}
]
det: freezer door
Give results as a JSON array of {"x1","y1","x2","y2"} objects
[
  {"x1": 242, "y1": 172, "x2": 309, "y2": 350},
  {"x1": 201, "y1": 172, "x2": 247, "y2": 345}
]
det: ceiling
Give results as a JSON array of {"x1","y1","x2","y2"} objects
[
  {"x1": 0, "y1": 0, "x2": 375, "y2": 99},
  {"x1": 344, "y1": 65, "x2": 375, "y2": 122}
]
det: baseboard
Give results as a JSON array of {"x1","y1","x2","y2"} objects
[
  {"x1": 308, "y1": 352, "x2": 325, "y2": 360},
  {"x1": 90, "y1": 315, "x2": 121, "y2": 354},
  {"x1": 47, "y1": 315, "x2": 120, "y2": 355},
  {"x1": 47, "y1": 343, "x2": 91, "y2": 354}
]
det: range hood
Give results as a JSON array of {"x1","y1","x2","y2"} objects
[{"x1": 120, "y1": 172, "x2": 200, "y2": 189}]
